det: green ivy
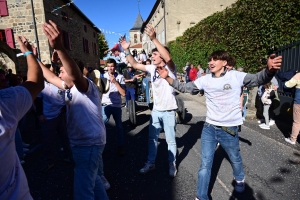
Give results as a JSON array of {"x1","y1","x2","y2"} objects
[{"x1": 169, "y1": 0, "x2": 300, "y2": 73}]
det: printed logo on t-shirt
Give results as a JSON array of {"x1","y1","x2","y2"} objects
[{"x1": 223, "y1": 84, "x2": 232, "y2": 90}]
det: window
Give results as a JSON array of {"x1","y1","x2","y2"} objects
[
  {"x1": 82, "y1": 38, "x2": 89, "y2": 53},
  {"x1": 93, "y1": 32, "x2": 96, "y2": 38},
  {"x1": 134, "y1": 34, "x2": 137, "y2": 43},
  {"x1": 0, "y1": 28, "x2": 15, "y2": 48},
  {"x1": 140, "y1": 34, "x2": 142, "y2": 43},
  {"x1": 0, "y1": 30, "x2": 6, "y2": 42},
  {"x1": 0, "y1": 0, "x2": 8, "y2": 17},
  {"x1": 62, "y1": 31, "x2": 72, "y2": 50},
  {"x1": 84, "y1": 25, "x2": 87, "y2": 33},
  {"x1": 61, "y1": 11, "x2": 68, "y2": 22}
]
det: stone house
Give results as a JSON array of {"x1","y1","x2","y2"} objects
[
  {"x1": 0, "y1": 0, "x2": 100, "y2": 74},
  {"x1": 142, "y1": 0, "x2": 237, "y2": 53}
]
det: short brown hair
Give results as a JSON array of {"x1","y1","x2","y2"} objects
[{"x1": 208, "y1": 50, "x2": 231, "y2": 62}]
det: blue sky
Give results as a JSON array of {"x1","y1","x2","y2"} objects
[{"x1": 73, "y1": 0, "x2": 156, "y2": 48}]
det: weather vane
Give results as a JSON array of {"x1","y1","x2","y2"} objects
[{"x1": 137, "y1": 0, "x2": 140, "y2": 14}]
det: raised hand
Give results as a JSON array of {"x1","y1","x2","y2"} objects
[
  {"x1": 16, "y1": 36, "x2": 33, "y2": 53},
  {"x1": 156, "y1": 66, "x2": 169, "y2": 79},
  {"x1": 267, "y1": 54, "x2": 282, "y2": 72},
  {"x1": 144, "y1": 24, "x2": 156, "y2": 41},
  {"x1": 119, "y1": 36, "x2": 130, "y2": 50},
  {"x1": 42, "y1": 20, "x2": 64, "y2": 50}
]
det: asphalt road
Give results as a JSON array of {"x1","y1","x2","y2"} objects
[{"x1": 22, "y1": 93, "x2": 300, "y2": 200}]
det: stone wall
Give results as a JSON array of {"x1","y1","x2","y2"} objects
[
  {"x1": 43, "y1": 0, "x2": 100, "y2": 68},
  {"x1": 142, "y1": 0, "x2": 237, "y2": 49},
  {"x1": 0, "y1": 0, "x2": 100, "y2": 74},
  {"x1": 0, "y1": 0, "x2": 45, "y2": 74}
]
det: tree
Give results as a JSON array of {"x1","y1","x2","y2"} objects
[{"x1": 97, "y1": 33, "x2": 108, "y2": 59}]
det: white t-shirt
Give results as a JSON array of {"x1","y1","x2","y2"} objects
[
  {"x1": 65, "y1": 78, "x2": 106, "y2": 146},
  {"x1": 139, "y1": 53, "x2": 147, "y2": 62},
  {"x1": 194, "y1": 70, "x2": 247, "y2": 126},
  {"x1": 102, "y1": 72, "x2": 125, "y2": 107},
  {"x1": 0, "y1": 86, "x2": 33, "y2": 200},
  {"x1": 119, "y1": 52, "x2": 127, "y2": 64},
  {"x1": 145, "y1": 65, "x2": 177, "y2": 111},
  {"x1": 37, "y1": 81, "x2": 65, "y2": 120}
]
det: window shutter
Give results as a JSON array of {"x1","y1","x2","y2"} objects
[
  {"x1": 0, "y1": 0, "x2": 8, "y2": 17},
  {"x1": 5, "y1": 28, "x2": 14, "y2": 48}
]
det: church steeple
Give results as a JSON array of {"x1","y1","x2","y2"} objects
[{"x1": 130, "y1": 13, "x2": 144, "y2": 31}]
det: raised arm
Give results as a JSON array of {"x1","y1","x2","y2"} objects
[
  {"x1": 17, "y1": 36, "x2": 44, "y2": 100},
  {"x1": 144, "y1": 24, "x2": 175, "y2": 72},
  {"x1": 243, "y1": 54, "x2": 282, "y2": 87},
  {"x1": 120, "y1": 38, "x2": 146, "y2": 71},
  {"x1": 42, "y1": 20, "x2": 88, "y2": 92}
]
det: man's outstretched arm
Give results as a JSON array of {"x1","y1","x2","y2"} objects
[
  {"x1": 156, "y1": 66, "x2": 199, "y2": 94},
  {"x1": 144, "y1": 24, "x2": 175, "y2": 72}
]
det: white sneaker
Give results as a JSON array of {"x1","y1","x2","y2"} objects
[
  {"x1": 260, "y1": 124, "x2": 270, "y2": 130},
  {"x1": 269, "y1": 119, "x2": 275, "y2": 126},
  {"x1": 257, "y1": 119, "x2": 265, "y2": 124},
  {"x1": 100, "y1": 175, "x2": 111, "y2": 190},
  {"x1": 285, "y1": 138, "x2": 296, "y2": 145}
]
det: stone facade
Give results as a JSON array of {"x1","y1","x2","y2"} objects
[
  {"x1": 142, "y1": 0, "x2": 237, "y2": 52},
  {"x1": 0, "y1": 0, "x2": 100, "y2": 74}
]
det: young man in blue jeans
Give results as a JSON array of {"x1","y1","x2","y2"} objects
[
  {"x1": 157, "y1": 50, "x2": 282, "y2": 199},
  {"x1": 39, "y1": 20, "x2": 108, "y2": 200},
  {"x1": 120, "y1": 24, "x2": 178, "y2": 177}
]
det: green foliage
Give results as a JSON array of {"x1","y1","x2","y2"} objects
[
  {"x1": 97, "y1": 33, "x2": 109, "y2": 59},
  {"x1": 168, "y1": 0, "x2": 300, "y2": 73}
]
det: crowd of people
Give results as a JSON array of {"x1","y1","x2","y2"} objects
[{"x1": 2, "y1": 17, "x2": 300, "y2": 200}]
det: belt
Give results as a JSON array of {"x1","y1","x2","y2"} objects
[{"x1": 213, "y1": 124, "x2": 236, "y2": 136}]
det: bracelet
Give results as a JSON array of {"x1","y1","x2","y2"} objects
[
  {"x1": 36, "y1": 58, "x2": 41, "y2": 62},
  {"x1": 125, "y1": 52, "x2": 131, "y2": 57},
  {"x1": 23, "y1": 51, "x2": 33, "y2": 57}
]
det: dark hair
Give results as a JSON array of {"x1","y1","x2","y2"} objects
[
  {"x1": 146, "y1": 59, "x2": 151, "y2": 64},
  {"x1": 227, "y1": 55, "x2": 236, "y2": 67},
  {"x1": 106, "y1": 58, "x2": 117, "y2": 66},
  {"x1": 152, "y1": 46, "x2": 170, "y2": 54},
  {"x1": 208, "y1": 50, "x2": 231, "y2": 62}
]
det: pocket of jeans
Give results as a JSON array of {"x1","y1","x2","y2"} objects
[{"x1": 167, "y1": 111, "x2": 176, "y2": 127}]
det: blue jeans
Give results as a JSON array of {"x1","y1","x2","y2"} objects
[
  {"x1": 72, "y1": 145, "x2": 108, "y2": 200},
  {"x1": 196, "y1": 122, "x2": 244, "y2": 200},
  {"x1": 125, "y1": 88, "x2": 135, "y2": 106},
  {"x1": 102, "y1": 105, "x2": 124, "y2": 146},
  {"x1": 41, "y1": 112, "x2": 72, "y2": 164},
  {"x1": 148, "y1": 109, "x2": 177, "y2": 163}
]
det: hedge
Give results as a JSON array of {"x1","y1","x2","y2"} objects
[{"x1": 168, "y1": 0, "x2": 300, "y2": 73}]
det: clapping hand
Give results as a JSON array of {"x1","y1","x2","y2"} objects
[
  {"x1": 42, "y1": 20, "x2": 64, "y2": 50},
  {"x1": 144, "y1": 24, "x2": 156, "y2": 40},
  {"x1": 16, "y1": 36, "x2": 33, "y2": 53}
]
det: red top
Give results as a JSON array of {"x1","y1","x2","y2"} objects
[{"x1": 189, "y1": 68, "x2": 198, "y2": 81}]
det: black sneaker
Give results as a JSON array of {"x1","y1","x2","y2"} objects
[{"x1": 40, "y1": 163, "x2": 54, "y2": 173}]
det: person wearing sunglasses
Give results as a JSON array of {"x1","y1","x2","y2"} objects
[
  {"x1": 37, "y1": 20, "x2": 108, "y2": 200},
  {"x1": 120, "y1": 24, "x2": 178, "y2": 177}
]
